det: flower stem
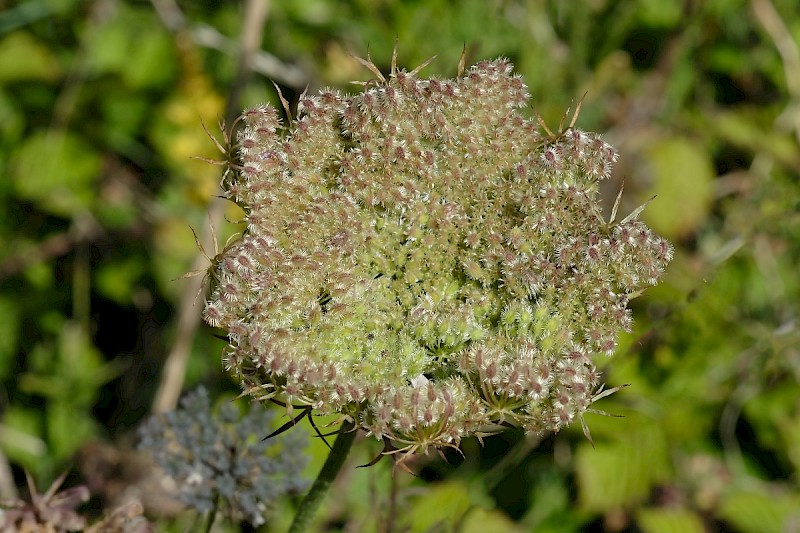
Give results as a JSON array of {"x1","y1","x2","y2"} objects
[
  {"x1": 204, "y1": 492, "x2": 220, "y2": 533},
  {"x1": 288, "y1": 419, "x2": 357, "y2": 533}
]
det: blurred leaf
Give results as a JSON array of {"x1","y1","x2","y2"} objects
[
  {"x1": 95, "y1": 256, "x2": 146, "y2": 304},
  {"x1": 101, "y1": 95, "x2": 150, "y2": 140},
  {"x1": 408, "y1": 480, "x2": 472, "y2": 532},
  {"x1": 20, "y1": 321, "x2": 126, "y2": 406},
  {"x1": 522, "y1": 469, "x2": 588, "y2": 532},
  {"x1": 783, "y1": 417, "x2": 800, "y2": 472},
  {"x1": 0, "y1": 31, "x2": 61, "y2": 83},
  {"x1": 642, "y1": 137, "x2": 714, "y2": 239},
  {"x1": 576, "y1": 419, "x2": 671, "y2": 512},
  {"x1": 636, "y1": 507, "x2": 706, "y2": 533},
  {"x1": 121, "y1": 29, "x2": 175, "y2": 90},
  {"x1": 0, "y1": 0, "x2": 78, "y2": 35},
  {"x1": 706, "y1": 44, "x2": 752, "y2": 74},
  {"x1": 84, "y1": 5, "x2": 176, "y2": 90},
  {"x1": 743, "y1": 381, "x2": 800, "y2": 471},
  {"x1": 0, "y1": 406, "x2": 47, "y2": 471},
  {"x1": 711, "y1": 110, "x2": 800, "y2": 170},
  {"x1": 22, "y1": 260, "x2": 55, "y2": 290},
  {"x1": 718, "y1": 489, "x2": 800, "y2": 533},
  {"x1": 635, "y1": 0, "x2": 683, "y2": 27},
  {"x1": 0, "y1": 296, "x2": 21, "y2": 381},
  {"x1": 0, "y1": 90, "x2": 25, "y2": 142},
  {"x1": 94, "y1": 186, "x2": 140, "y2": 229},
  {"x1": 11, "y1": 130, "x2": 102, "y2": 217},
  {"x1": 46, "y1": 398, "x2": 98, "y2": 461},
  {"x1": 461, "y1": 506, "x2": 522, "y2": 533}
]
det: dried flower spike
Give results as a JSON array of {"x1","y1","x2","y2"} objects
[{"x1": 0, "y1": 471, "x2": 90, "y2": 532}]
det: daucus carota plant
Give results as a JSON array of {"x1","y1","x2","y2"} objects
[{"x1": 203, "y1": 55, "x2": 671, "y2": 456}]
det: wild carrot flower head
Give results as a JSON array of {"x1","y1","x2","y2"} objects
[{"x1": 203, "y1": 57, "x2": 672, "y2": 454}]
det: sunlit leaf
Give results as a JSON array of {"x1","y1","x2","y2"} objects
[
  {"x1": 719, "y1": 489, "x2": 800, "y2": 533},
  {"x1": 408, "y1": 481, "x2": 472, "y2": 532},
  {"x1": 576, "y1": 421, "x2": 671, "y2": 512},
  {"x1": 636, "y1": 507, "x2": 706, "y2": 533},
  {"x1": 83, "y1": 4, "x2": 176, "y2": 89},
  {"x1": 95, "y1": 257, "x2": 146, "y2": 304},
  {"x1": 635, "y1": 0, "x2": 683, "y2": 27},
  {"x1": 642, "y1": 137, "x2": 714, "y2": 239},
  {"x1": 0, "y1": 31, "x2": 61, "y2": 83},
  {"x1": 0, "y1": 91, "x2": 25, "y2": 141},
  {"x1": 47, "y1": 400, "x2": 98, "y2": 461},
  {"x1": 461, "y1": 506, "x2": 522, "y2": 533},
  {"x1": 0, "y1": 406, "x2": 47, "y2": 472},
  {"x1": 11, "y1": 130, "x2": 101, "y2": 217}
]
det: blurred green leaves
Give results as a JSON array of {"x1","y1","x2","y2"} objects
[
  {"x1": 19, "y1": 320, "x2": 124, "y2": 406},
  {"x1": 3, "y1": 319, "x2": 127, "y2": 478},
  {"x1": 83, "y1": 6, "x2": 176, "y2": 90}
]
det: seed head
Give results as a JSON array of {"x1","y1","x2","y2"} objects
[
  {"x1": 138, "y1": 387, "x2": 309, "y2": 526},
  {"x1": 203, "y1": 57, "x2": 672, "y2": 455}
]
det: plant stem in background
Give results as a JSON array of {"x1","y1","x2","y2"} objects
[
  {"x1": 151, "y1": 0, "x2": 270, "y2": 413},
  {"x1": 289, "y1": 421, "x2": 357, "y2": 533},
  {"x1": 204, "y1": 493, "x2": 219, "y2": 533}
]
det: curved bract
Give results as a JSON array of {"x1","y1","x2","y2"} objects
[{"x1": 203, "y1": 58, "x2": 672, "y2": 454}]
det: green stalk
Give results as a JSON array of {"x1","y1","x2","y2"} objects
[
  {"x1": 204, "y1": 492, "x2": 220, "y2": 533},
  {"x1": 288, "y1": 420, "x2": 357, "y2": 533}
]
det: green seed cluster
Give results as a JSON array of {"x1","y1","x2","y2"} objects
[{"x1": 203, "y1": 59, "x2": 672, "y2": 454}]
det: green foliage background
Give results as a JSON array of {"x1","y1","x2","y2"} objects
[{"x1": 1, "y1": 0, "x2": 799, "y2": 531}]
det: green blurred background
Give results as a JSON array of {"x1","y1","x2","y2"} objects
[{"x1": 1, "y1": 0, "x2": 799, "y2": 531}]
